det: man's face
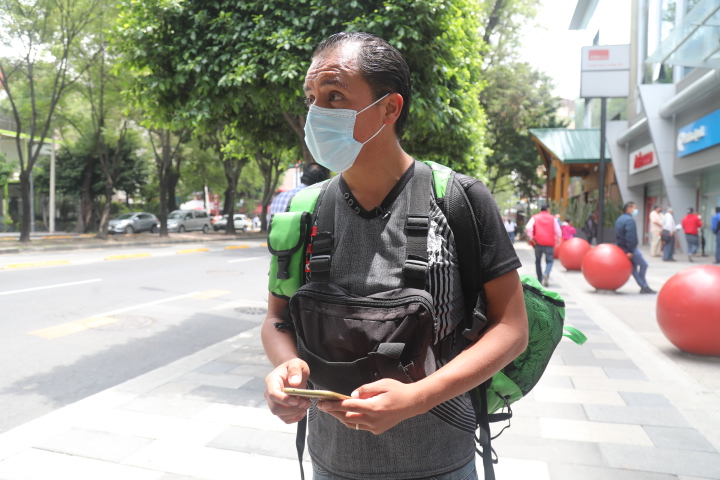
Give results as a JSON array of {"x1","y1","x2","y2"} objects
[{"x1": 303, "y1": 45, "x2": 386, "y2": 143}]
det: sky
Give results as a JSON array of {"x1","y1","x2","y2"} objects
[{"x1": 518, "y1": 0, "x2": 633, "y2": 99}]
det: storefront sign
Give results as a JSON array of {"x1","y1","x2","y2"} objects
[
  {"x1": 677, "y1": 109, "x2": 720, "y2": 157},
  {"x1": 629, "y1": 143, "x2": 658, "y2": 174}
]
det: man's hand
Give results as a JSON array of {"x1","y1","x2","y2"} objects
[
  {"x1": 264, "y1": 358, "x2": 312, "y2": 424},
  {"x1": 316, "y1": 379, "x2": 425, "y2": 435},
  {"x1": 627, "y1": 252, "x2": 634, "y2": 259}
]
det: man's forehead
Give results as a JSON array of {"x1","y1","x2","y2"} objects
[{"x1": 303, "y1": 45, "x2": 360, "y2": 90}]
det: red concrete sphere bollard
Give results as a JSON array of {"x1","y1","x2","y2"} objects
[
  {"x1": 581, "y1": 243, "x2": 632, "y2": 290},
  {"x1": 559, "y1": 237, "x2": 592, "y2": 271},
  {"x1": 656, "y1": 265, "x2": 720, "y2": 356},
  {"x1": 553, "y1": 239, "x2": 565, "y2": 259}
]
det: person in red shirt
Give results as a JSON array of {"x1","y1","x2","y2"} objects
[
  {"x1": 526, "y1": 204, "x2": 562, "y2": 287},
  {"x1": 681, "y1": 208, "x2": 703, "y2": 262}
]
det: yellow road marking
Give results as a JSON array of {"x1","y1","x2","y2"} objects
[
  {"x1": 224, "y1": 245, "x2": 249, "y2": 250},
  {"x1": 30, "y1": 316, "x2": 118, "y2": 340},
  {"x1": 41, "y1": 235, "x2": 73, "y2": 239},
  {"x1": 0, "y1": 238, "x2": 15, "y2": 241},
  {"x1": 79, "y1": 234, "x2": 94, "y2": 238},
  {"x1": 260, "y1": 243, "x2": 267, "y2": 247},
  {"x1": 2, "y1": 260, "x2": 71, "y2": 270},
  {"x1": 177, "y1": 248, "x2": 209, "y2": 254},
  {"x1": 105, "y1": 253, "x2": 151, "y2": 261},
  {"x1": 190, "y1": 289, "x2": 231, "y2": 300}
]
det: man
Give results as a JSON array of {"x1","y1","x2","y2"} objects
[
  {"x1": 503, "y1": 216, "x2": 516, "y2": 244},
  {"x1": 616, "y1": 202, "x2": 655, "y2": 294},
  {"x1": 713, "y1": 206, "x2": 720, "y2": 264},
  {"x1": 269, "y1": 162, "x2": 329, "y2": 220},
  {"x1": 525, "y1": 204, "x2": 561, "y2": 287},
  {"x1": 662, "y1": 207, "x2": 677, "y2": 261},
  {"x1": 262, "y1": 32, "x2": 528, "y2": 480},
  {"x1": 648, "y1": 205, "x2": 663, "y2": 257},
  {"x1": 681, "y1": 207, "x2": 702, "y2": 262}
]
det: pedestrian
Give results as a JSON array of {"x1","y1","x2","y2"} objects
[
  {"x1": 503, "y1": 216, "x2": 516, "y2": 244},
  {"x1": 662, "y1": 207, "x2": 677, "y2": 261},
  {"x1": 615, "y1": 201, "x2": 656, "y2": 294},
  {"x1": 525, "y1": 204, "x2": 561, "y2": 287},
  {"x1": 681, "y1": 207, "x2": 702, "y2": 262},
  {"x1": 261, "y1": 32, "x2": 528, "y2": 480},
  {"x1": 583, "y1": 213, "x2": 597, "y2": 244},
  {"x1": 649, "y1": 205, "x2": 664, "y2": 257},
  {"x1": 269, "y1": 162, "x2": 330, "y2": 223},
  {"x1": 561, "y1": 217, "x2": 576, "y2": 240},
  {"x1": 713, "y1": 206, "x2": 720, "y2": 264}
]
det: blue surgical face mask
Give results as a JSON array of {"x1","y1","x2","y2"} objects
[
  {"x1": 632, "y1": 209, "x2": 639, "y2": 217},
  {"x1": 304, "y1": 94, "x2": 389, "y2": 173}
]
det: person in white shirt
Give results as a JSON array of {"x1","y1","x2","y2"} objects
[
  {"x1": 662, "y1": 207, "x2": 676, "y2": 261},
  {"x1": 503, "y1": 217, "x2": 516, "y2": 244},
  {"x1": 648, "y1": 206, "x2": 663, "y2": 257}
]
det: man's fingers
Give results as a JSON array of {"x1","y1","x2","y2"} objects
[{"x1": 286, "y1": 359, "x2": 309, "y2": 387}]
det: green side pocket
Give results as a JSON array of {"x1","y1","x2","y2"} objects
[
  {"x1": 486, "y1": 371, "x2": 523, "y2": 414},
  {"x1": 268, "y1": 211, "x2": 310, "y2": 299}
]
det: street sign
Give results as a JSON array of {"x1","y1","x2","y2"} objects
[{"x1": 580, "y1": 44, "x2": 630, "y2": 98}]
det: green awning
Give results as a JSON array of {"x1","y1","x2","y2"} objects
[{"x1": 529, "y1": 128, "x2": 611, "y2": 164}]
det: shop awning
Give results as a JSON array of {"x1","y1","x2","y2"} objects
[
  {"x1": 646, "y1": 0, "x2": 720, "y2": 68},
  {"x1": 529, "y1": 128, "x2": 611, "y2": 166}
]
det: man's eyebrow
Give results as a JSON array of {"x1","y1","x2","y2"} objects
[{"x1": 303, "y1": 77, "x2": 350, "y2": 92}]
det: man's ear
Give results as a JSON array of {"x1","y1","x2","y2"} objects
[{"x1": 382, "y1": 92, "x2": 404, "y2": 126}]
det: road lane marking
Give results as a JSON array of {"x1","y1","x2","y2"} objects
[
  {"x1": 260, "y1": 243, "x2": 267, "y2": 247},
  {"x1": 224, "y1": 245, "x2": 249, "y2": 249},
  {"x1": 228, "y1": 256, "x2": 265, "y2": 263},
  {"x1": 29, "y1": 291, "x2": 201, "y2": 340},
  {"x1": 189, "y1": 289, "x2": 231, "y2": 300},
  {"x1": 41, "y1": 235, "x2": 73, "y2": 239},
  {"x1": 2, "y1": 260, "x2": 71, "y2": 270},
  {"x1": 0, "y1": 278, "x2": 102, "y2": 296},
  {"x1": 105, "y1": 253, "x2": 151, "y2": 261},
  {"x1": 176, "y1": 248, "x2": 209, "y2": 254}
]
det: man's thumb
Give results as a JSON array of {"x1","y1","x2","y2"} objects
[
  {"x1": 351, "y1": 381, "x2": 386, "y2": 399},
  {"x1": 286, "y1": 359, "x2": 309, "y2": 387}
]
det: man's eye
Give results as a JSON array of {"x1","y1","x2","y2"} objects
[
  {"x1": 329, "y1": 93, "x2": 343, "y2": 101},
  {"x1": 304, "y1": 97, "x2": 314, "y2": 107}
]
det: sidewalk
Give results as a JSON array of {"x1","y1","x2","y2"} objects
[{"x1": 0, "y1": 242, "x2": 718, "y2": 479}]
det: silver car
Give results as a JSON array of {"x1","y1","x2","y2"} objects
[
  {"x1": 167, "y1": 210, "x2": 211, "y2": 233},
  {"x1": 108, "y1": 212, "x2": 159, "y2": 234},
  {"x1": 212, "y1": 214, "x2": 249, "y2": 232}
]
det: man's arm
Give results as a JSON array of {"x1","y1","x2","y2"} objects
[
  {"x1": 525, "y1": 217, "x2": 535, "y2": 241},
  {"x1": 318, "y1": 270, "x2": 529, "y2": 435}
]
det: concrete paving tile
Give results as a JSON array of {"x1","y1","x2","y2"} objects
[
  {"x1": 558, "y1": 355, "x2": 638, "y2": 369},
  {"x1": 540, "y1": 418, "x2": 654, "y2": 445},
  {"x1": 158, "y1": 475, "x2": 208, "y2": 480},
  {"x1": 571, "y1": 377, "x2": 659, "y2": 393},
  {"x1": 592, "y1": 349, "x2": 630, "y2": 360},
  {"x1": 544, "y1": 365, "x2": 608, "y2": 378},
  {"x1": 644, "y1": 426, "x2": 717, "y2": 452},
  {"x1": 547, "y1": 356, "x2": 565, "y2": 366},
  {"x1": 601, "y1": 444, "x2": 720, "y2": 479},
  {"x1": 192, "y1": 404, "x2": 295, "y2": 434},
  {"x1": 535, "y1": 375, "x2": 574, "y2": 389},
  {"x1": 186, "y1": 386, "x2": 264, "y2": 407},
  {"x1": 216, "y1": 350, "x2": 271, "y2": 366},
  {"x1": 175, "y1": 372, "x2": 253, "y2": 389},
  {"x1": 620, "y1": 392, "x2": 675, "y2": 408},
  {"x1": 34, "y1": 427, "x2": 153, "y2": 463},
  {"x1": 547, "y1": 462, "x2": 679, "y2": 480},
  {"x1": 0, "y1": 448, "x2": 162, "y2": 480},
  {"x1": 237, "y1": 376, "x2": 266, "y2": 393},
  {"x1": 74, "y1": 408, "x2": 227, "y2": 446},
  {"x1": 194, "y1": 362, "x2": 238, "y2": 374},
  {"x1": 532, "y1": 387, "x2": 625, "y2": 405},
  {"x1": 511, "y1": 400, "x2": 588, "y2": 420},
  {"x1": 206, "y1": 426, "x2": 303, "y2": 460},
  {"x1": 227, "y1": 363, "x2": 273, "y2": 378},
  {"x1": 604, "y1": 367, "x2": 649, "y2": 381},
  {"x1": 493, "y1": 457, "x2": 550, "y2": 480},
  {"x1": 584, "y1": 404, "x2": 689, "y2": 427},
  {"x1": 147, "y1": 382, "x2": 198, "y2": 397},
  {"x1": 492, "y1": 435, "x2": 605, "y2": 466},
  {"x1": 494, "y1": 416, "x2": 541, "y2": 437},
  {"x1": 122, "y1": 440, "x2": 311, "y2": 480},
  {"x1": 120, "y1": 395, "x2": 214, "y2": 419}
]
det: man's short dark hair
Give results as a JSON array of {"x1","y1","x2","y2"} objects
[
  {"x1": 716, "y1": 206, "x2": 720, "y2": 213},
  {"x1": 540, "y1": 204, "x2": 549, "y2": 211},
  {"x1": 687, "y1": 207, "x2": 694, "y2": 214},
  {"x1": 654, "y1": 205, "x2": 661, "y2": 210},
  {"x1": 300, "y1": 162, "x2": 329, "y2": 186},
  {"x1": 312, "y1": 32, "x2": 412, "y2": 138},
  {"x1": 623, "y1": 201, "x2": 637, "y2": 213}
]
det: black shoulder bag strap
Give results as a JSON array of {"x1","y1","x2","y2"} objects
[{"x1": 404, "y1": 161, "x2": 433, "y2": 289}]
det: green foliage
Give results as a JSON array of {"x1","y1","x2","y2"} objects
[
  {"x1": 0, "y1": 151, "x2": 13, "y2": 189},
  {"x1": 112, "y1": 0, "x2": 487, "y2": 173}
]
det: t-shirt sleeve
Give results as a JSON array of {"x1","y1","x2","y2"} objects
[{"x1": 464, "y1": 180, "x2": 523, "y2": 284}]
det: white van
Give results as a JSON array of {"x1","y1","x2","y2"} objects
[{"x1": 167, "y1": 210, "x2": 211, "y2": 233}]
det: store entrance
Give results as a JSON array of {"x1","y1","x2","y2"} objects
[{"x1": 700, "y1": 192, "x2": 720, "y2": 257}]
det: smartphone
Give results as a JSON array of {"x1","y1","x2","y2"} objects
[{"x1": 284, "y1": 388, "x2": 351, "y2": 401}]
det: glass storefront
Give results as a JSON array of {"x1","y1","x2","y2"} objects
[
  {"x1": 699, "y1": 169, "x2": 720, "y2": 256},
  {"x1": 644, "y1": 181, "x2": 667, "y2": 244}
]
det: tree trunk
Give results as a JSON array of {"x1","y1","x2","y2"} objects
[
  {"x1": 222, "y1": 187, "x2": 232, "y2": 215},
  {"x1": 96, "y1": 184, "x2": 112, "y2": 240},
  {"x1": 167, "y1": 169, "x2": 180, "y2": 212},
  {"x1": 283, "y1": 113, "x2": 314, "y2": 164},
  {"x1": 18, "y1": 171, "x2": 31, "y2": 242},
  {"x1": 75, "y1": 156, "x2": 95, "y2": 233}
]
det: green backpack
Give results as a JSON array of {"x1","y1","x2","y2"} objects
[{"x1": 267, "y1": 161, "x2": 585, "y2": 479}]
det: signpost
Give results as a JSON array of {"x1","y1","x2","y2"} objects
[{"x1": 580, "y1": 44, "x2": 630, "y2": 243}]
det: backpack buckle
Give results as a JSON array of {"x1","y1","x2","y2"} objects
[
  {"x1": 406, "y1": 215, "x2": 430, "y2": 231},
  {"x1": 403, "y1": 259, "x2": 427, "y2": 280},
  {"x1": 276, "y1": 254, "x2": 291, "y2": 280},
  {"x1": 309, "y1": 254, "x2": 331, "y2": 273}
]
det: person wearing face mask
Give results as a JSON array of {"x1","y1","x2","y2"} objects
[
  {"x1": 262, "y1": 32, "x2": 528, "y2": 480},
  {"x1": 615, "y1": 201, "x2": 655, "y2": 294}
]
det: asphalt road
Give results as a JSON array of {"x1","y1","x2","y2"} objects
[{"x1": 0, "y1": 239, "x2": 271, "y2": 434}]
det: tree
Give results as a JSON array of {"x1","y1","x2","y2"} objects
[
  {"x1": 147, "y1": 127, "x2": 190, "y2": 236},
  {"x1": 0, "y1": 0, "x2": 102, "y2": 241},
  {"x1": 113, "y1": 0, "x2": 487, "y2": 176}
]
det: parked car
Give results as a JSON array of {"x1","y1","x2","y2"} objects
[
  {"x1": 108, "y1": 212, "x2": 159, "y2": 234},
  {"x1": 213, "y1": 214, "x2": 249, "y2": 232},
  {"x1": 167, "y1": 210, "x2": 211, "y2": 233}
]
